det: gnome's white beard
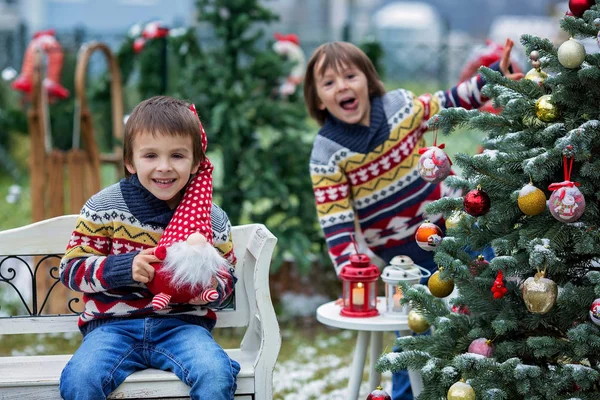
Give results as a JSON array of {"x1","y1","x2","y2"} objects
[{"x1": 161, "y1": 240, "x2": 228, "y2": 292}]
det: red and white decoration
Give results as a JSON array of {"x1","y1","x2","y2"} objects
[
  {"x1": 133, "y1": 21, "x2": 170, "y2": 54},
  {"x1": 415, "y1": 220, "x2": 443, "y2": 251},
  {"x1": 590, "y1": 298, "x2": 600, "y2": 326},
  {"x1": 491, "y1": 271, "x2": 508, "y2": 299},
  {"x1": 272, "y1": 32, "x2": 306, "y2": 96},
  {"x1": 12, "y1": 29, "x2": 69, "y2": 99},
  {"x1": 548, "y1": 152, "x2": 585, "y2": 223},
  {"x1": 146, "y1": 104, "x2": 229, "y2": 310},
  {"x1": 418, "y1": 145, "x2": 451, "y2": 183}
]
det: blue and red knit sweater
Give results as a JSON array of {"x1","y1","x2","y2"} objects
[
  {"x1": 310, "y1": 69, "x2": 498, "y2": 274},
  {"x1": 59, "y1": 175, "x2": 236, "y2": 335}
]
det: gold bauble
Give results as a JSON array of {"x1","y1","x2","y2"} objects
[
  {"x1": 428, "y1": 270, "x2": 455, "y2": 298},
  {"x1": 522, "y1": 272, "x2": 558, "y2": 314},
  {"x1": 407, "y1": 310, "x2": 430, "y2": 334},
  {"x1": 445, "y1": 210, "x2": 466, "y2": 230},
  {"x1": 517, "y1": 183, "x2": 547, "y2": 216},
  {"x1": 524, "y1": 68, "x2": 547, "y2": 85},
  {"x1": 535, "y1": 95, "x2": 559, "y2": 122},
  {"x1": 448, "y1": 381, "x2": 476, "y2": 400}
]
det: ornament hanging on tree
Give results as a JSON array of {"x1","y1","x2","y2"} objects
[
  {"x1": 522, "y1": 271, "x2": 558, "y2": 314},
  {"x1": 464, "y1": 185, "x2": 491, "y2": 217},
  {"x1": 469, "y1": 254, "x2": 489, "y2": 277},
  {"x1": 491, "y1": 271, "x2": 508, "y2": 299},
  {"x1": 273, "y1": 33, "x2": 306, "y2": 97},
  {"x1": 418, "y1": 128, "x2": 452, "y2": 183},
  {"x1": 407, "y1": 310, "x2": 430, "y2": 334},
  {"x1": 366, "y1": 386, "x2": 391, "y2": 400},
  {"x1": 536, "y1": 95, "x2": 559, "y2": 122},
  {"x1": 445, "y1": 210, "x2": 466, "y2": 230},
  {"x1": 525, "y1": 50, "x2": 547, "y2": 86},
  {"x1": 589, "y1": 298, "x2": 600, "y2": 325},
  {"x1": 451, "y1": 304, "x2": 470, "y2": 315},
  {"x1": 415, "y1": 220, "x2": 443, "y2": 251},
  {"x1": 518, "y1": 182, "x2": 547, "y2": 216},
  {"x1": 468, "y1": 338, "x2": 494, "y2": 357},
  {"x1": 558, "y1": 38, "x2": 586, "y2": 69},
  {"x1": 448, "y1": 380, "x2": 476, "y2": 400},
  {"x1": 568, "y1": 0, "x2": 595, "y2": 17},
  {"x1": 428, "y1": 268, "x2": 455, "y2": 298},
  {"x1": 548, "y1": 151, "x2": 585, "y2": 222}
]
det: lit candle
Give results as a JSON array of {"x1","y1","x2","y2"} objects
[
  {"x1": 352, "y1": 282, "x2": 365, "y2": 306},
  {"x1": 393, "y1": 288, "x2": 403, "y2": 310}
]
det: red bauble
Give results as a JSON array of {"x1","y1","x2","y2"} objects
[
  {"x1": 367, "y1": 386, "x2": 391, "y2": 400},
  {"x1": 469, "y1": 255, "x2": 489, "y2": 277},
  {"x1": 133, "y1": 37, "x2": 146, "y2": 53},
  {"x1": 464, "y1": 187, "x2": 491, "y2": 216},
  {"x1": 569, "y1": 0, "x2": 595, "y2": 17}
]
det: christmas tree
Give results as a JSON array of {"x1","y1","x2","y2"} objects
[{"x1": 377, "y1": 2, "x2": 600, "y2": 399}]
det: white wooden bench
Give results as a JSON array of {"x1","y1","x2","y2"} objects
[{"x1": 0, "y1": 215, "x2": 280, "y2": 399}]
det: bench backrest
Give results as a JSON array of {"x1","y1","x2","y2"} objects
[{"x1": 0, "y1": 215, "x2": 278, "y2": 342}]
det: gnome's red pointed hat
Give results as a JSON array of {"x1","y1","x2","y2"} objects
[{"x1": 146, "y1": 104, "x2": 230, "y2": 310}]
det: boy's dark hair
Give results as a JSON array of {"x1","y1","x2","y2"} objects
[
  {"x1": 123, "y1": 96, "x2": 205, "y2": 178},
  {"x1": 303, "y1": 41, "x2": 386, "y2": 126}
]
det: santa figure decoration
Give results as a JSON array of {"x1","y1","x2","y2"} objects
[
  {"x1": 272, "y1": 32, "x2": 306, "y2": 96},
  {"x1": 12, "y1": 29, "x2": 69, "y2": 99},
  {"x1": 146, "y1": 104, "x2": 231, "y2": 310}
]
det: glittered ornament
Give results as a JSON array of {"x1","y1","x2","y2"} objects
[
  {"x1": 558, "y1": 38, "x2": 586, "y2": 69},
  {"x1": 428, "y1": 269, "x2": 455, "y2": 298},
  {"x1": 407, "y1": 310, "x2": 430, "y2": 334},
  {"x1": 589, "y1": 298, "x2": 600, "y2": 325},
  {"x1": 518, "y1": 183, "x2": 547, "y2": 216},
  {"x1": 448, "y1": 380, "x2": 476, "y2": 400},
  {"x1": 366, "y1": 386, "x2": 391, "y2": 400},
  {"x1": 524, "y1": 68, "x2": 547, "y2": 86},
  {"x1": 445, "y1": 210, "x2": 466, "y2": 230},
  {"x1": 469, "y1": 254, "x2": 489, "y2": 277},
  {"x1": 418, "y1": 146, "x2": 451, "y2": 183},
  {"x1": 468, "y1": 338, "x2": 494, "y2": 357},
  {"x1": 569, "y1": 0, "x2": 595, "y2": 17},
  {"x1": 464, "y1": 186, "x2": 491, "y2": 217},
  {"x1": 536, "y1": 95, "x2": 559, "y2": 122},
  {"x1": 415, "y1": 221, "x2": 443, "y2": 251},
  {"x1": 548, "y1": 152, "x2": 585, "y2": 222},
  {"x1": 522, "y1": 271, "x2": 557, "y2": 314}
]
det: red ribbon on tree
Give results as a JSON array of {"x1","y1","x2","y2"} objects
[{"x1": 548, "y1": 149, "x2": 580, "y2": 199}]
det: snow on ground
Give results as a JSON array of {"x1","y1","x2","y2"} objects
[{"x1": 273, "y1": 330, "x2": 393, "y2": 399}]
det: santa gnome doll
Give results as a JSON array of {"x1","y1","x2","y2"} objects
[{"x1": 146, "y1": 104, "x2": 231, "y2": 311}]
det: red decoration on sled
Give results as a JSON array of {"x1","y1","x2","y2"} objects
[{"x1": 12, "y1": 29, "x2": 69, "y2": 100}]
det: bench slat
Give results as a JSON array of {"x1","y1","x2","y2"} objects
[{"x1": 0, "y1": 349, "x2": 255, "y2": 398}]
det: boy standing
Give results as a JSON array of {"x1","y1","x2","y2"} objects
[{"x1": 59, "y1": 96, "x2": 239, "y2": 400}]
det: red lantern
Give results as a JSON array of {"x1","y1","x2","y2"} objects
[{"x1": 339, "y1": 253, "x2": 380, "y2": 317}]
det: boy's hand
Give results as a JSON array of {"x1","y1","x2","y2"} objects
[
  {"x1": 500, "y1": 38, "x2": 524, "y2": 81},
  {"x1": 132, "y1": 247, "x2": 159, "y2": 284},
  {"x1": 189, "y1": 277, "x2": 220, "y2": 305}
]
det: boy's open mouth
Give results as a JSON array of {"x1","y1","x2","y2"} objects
[
  {"x1": 153, "y1": 179, "x2": 176, "y2": 186},
  {"x1": 339, "y1": 97, "x2": 357, "y2": 110}
]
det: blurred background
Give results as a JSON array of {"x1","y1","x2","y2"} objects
[{"x1": 0, "y1": 1, "x2": 591, "y2": 398}]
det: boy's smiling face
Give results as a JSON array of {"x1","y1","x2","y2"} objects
[
  {"x1": 314, "y1": 56, "x2": 371, "y2": 126},
  {"x1": 126, "y1": 131, "x2": 200, "y2": 209}
]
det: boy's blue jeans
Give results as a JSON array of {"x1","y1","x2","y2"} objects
[{"x1": 59, "y1": 317, "x2": 240, "y2": 400}]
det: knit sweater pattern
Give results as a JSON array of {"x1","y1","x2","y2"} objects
[
  {"x1": 310, "y1": 72, "x2": 492, "y2": 274},
  {"x1": 59, "y1": 175, "x2": 236, "y2": 335}
]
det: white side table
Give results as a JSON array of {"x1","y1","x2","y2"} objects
[{"x1": 316, "y1": 297, "x2": 423, "y2": 400}]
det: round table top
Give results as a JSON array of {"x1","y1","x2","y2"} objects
[{"x1": 316, "y1": 297, "x2": 409, "y2": 331}]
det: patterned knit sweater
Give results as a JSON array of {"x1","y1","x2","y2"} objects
[
  {"x1": 310, "y1": 68, "x2": 500, "y2": 274},
  {"x1": 59, "y1": 175, "x2": 236, "y2": 335}
]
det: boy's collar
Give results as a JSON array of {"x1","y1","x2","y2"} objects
[{"x1": 120, "y1": 174, "x2": 176, "y2": 227}]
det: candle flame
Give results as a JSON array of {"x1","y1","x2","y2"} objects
[{"x1": 357, "y1": 282, "x2": 363, "y2": 288}]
